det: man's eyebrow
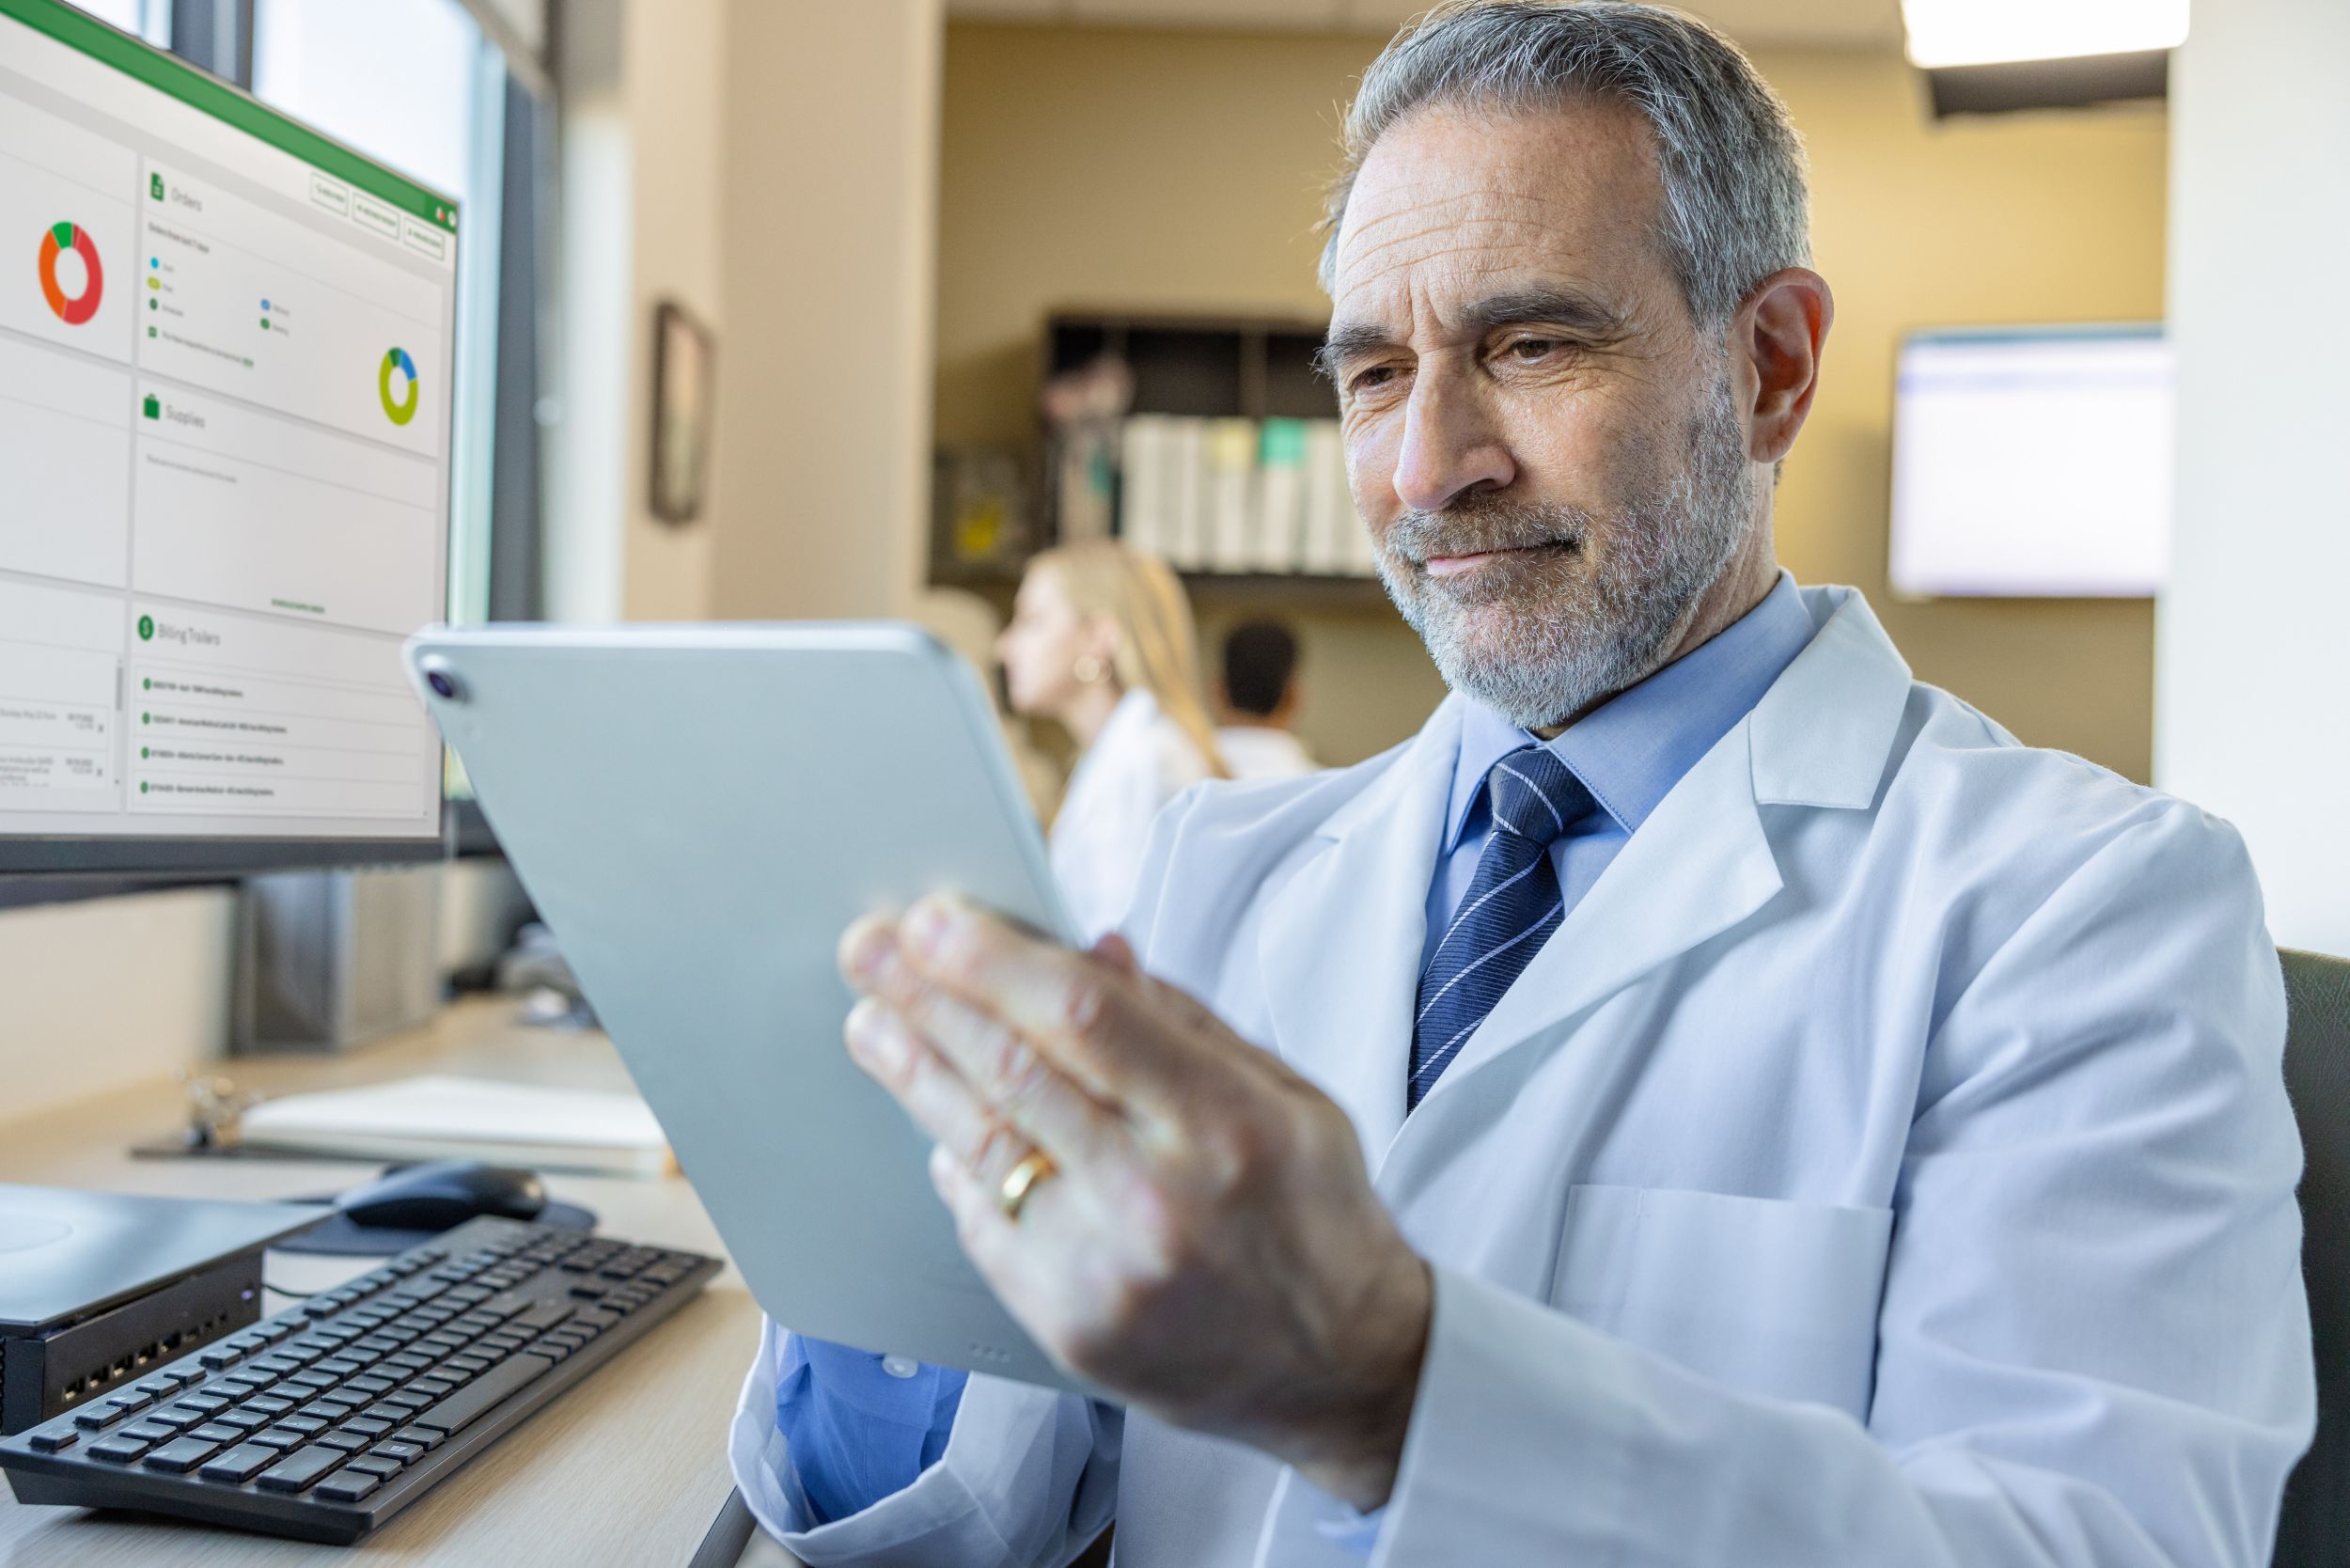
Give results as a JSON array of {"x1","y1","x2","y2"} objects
[
  {"x1": 1312, "y1": 320, "x2": 1395, "y2": 381},
  {"x1": 1455, "y1": 286, "x2": 1629, "y2": 340},
  {"x1": 1314, "y1": 287, "x2": 1631, "y2": 381}
]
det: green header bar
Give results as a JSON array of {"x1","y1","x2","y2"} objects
[{"x1": 0, "y1": 0, "x2": 459, "y2": 233}]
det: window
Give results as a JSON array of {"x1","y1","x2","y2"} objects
[
  {"x1": 250, "y1": 0, "x2": 512, "y2": 627},
  {"x1": 65, "y1": 0, "x2": 169, "y2": 49}
]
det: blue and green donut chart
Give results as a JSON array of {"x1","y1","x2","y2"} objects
[{"x1": 378, "y1": 346, "x2": 418, "y2": 427}]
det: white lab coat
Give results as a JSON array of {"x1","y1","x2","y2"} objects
[
  {"x1": 1214, "y1": 725, "x2": 1319, "y2": 781},
  {"x1": 1048, "y1": 688, "x2": 1212, "y2": 943},
  {"x1": 732, "y1": 585, "x2": 2313, "y2": 1568}
]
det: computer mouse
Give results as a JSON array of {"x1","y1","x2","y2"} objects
[{"x1": 334, "y1": 1159, "x2": 548, "y2": 1231}]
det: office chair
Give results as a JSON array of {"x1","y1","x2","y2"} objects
[{"x1": 2277, "y1": 948, "x2": 2350, "y2": 1567}]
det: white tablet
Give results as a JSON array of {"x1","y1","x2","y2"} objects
[{"x1": 403, "y1": 622, "x2": 1084, "y2": 1393}]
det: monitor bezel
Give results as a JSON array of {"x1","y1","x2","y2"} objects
[{"x1": 0, "y1": 0, "x2": 462, "y2": 879}]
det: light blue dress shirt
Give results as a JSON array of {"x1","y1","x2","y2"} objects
[{"x1": 778, "y1": 571, "x2": 1821, "y2": 1530}]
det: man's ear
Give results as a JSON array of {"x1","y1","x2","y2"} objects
[{"x1": 1736, "y1": 267, "x2": 1834, "y2": 465}]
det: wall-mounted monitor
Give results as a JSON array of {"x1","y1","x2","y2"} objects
[{"x1": 1889, "y1": 324, "x2": 2171, "y2": 599}]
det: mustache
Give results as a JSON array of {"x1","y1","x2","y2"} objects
[{"x1": 1384, "y1": 499, "x2": 1590, "y2": 566}]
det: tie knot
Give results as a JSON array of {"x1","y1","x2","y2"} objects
[{"x1": 1484, "y1": 745, "x2": 1590, "y2": 844}]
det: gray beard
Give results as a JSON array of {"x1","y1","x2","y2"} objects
[{"x1": 1373, "y1": 376, "x2": 1755, "y2": 730}]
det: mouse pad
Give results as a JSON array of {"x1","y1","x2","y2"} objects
[{"x1": 272, "y1": 1199, "x2": 598, "y2": 1257}]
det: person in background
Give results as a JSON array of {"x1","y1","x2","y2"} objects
[
  {"x1": 1213, "y1": 619, "x2": 1321, "y2": 780},
  {"x1": 994, "y1": 539, "x2": 1225, "y2": 942}
]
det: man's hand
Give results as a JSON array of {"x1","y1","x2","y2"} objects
[{"x1": 837, "y1": 894, "x2": 1432, "y2": 1513}]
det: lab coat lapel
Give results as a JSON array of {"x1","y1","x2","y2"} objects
[
  {"x1": 1257, "y1": 699, "x2": 1465, "y2": 1169},
  {"x1": 1405, "y1": 586, "x2": 1914, "y2": 1121}
]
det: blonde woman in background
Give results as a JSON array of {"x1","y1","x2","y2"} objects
[{"x1": 995, "y1": 540, "x2": 1225, "y2": 941}]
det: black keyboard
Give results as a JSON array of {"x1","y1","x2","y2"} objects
[{"x1": 0, "y1": 1216, "x2": 719, "y2": 1545}]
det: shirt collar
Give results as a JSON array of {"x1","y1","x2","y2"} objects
[{"x1": 1441, "y1": 571, "x2": 1817, "y2": 851}]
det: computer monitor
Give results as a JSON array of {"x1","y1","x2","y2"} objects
[
  {"x1": 0, "y1": 0, "x2": 458, "y2": 872},
  {"x1": 1888, "y1": 324, "x2": 2173, "y2": 600}
]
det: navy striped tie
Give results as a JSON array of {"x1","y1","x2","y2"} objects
[{"x1": 1410, "y1": 745, "x2": 1593, "y2": 1108}]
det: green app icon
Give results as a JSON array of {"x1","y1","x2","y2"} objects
[
  {"x1": 150, "y1": 172, "x2": 163, "y2": 200},
  {"x1": 142, "y1": 395, "x2": 159, "y2": 419},
  {"x1": 137, "y1": 615, "x2": 154, "y2": 640}
]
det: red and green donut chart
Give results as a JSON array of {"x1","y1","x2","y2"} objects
[
  {"x1": 38, "y1": 220, "x2": 103, "y2": 325},
  {"x1": 379, "y1": 346, "x2": 418, "y2": 427}
]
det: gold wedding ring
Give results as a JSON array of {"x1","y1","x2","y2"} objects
[{"x1": 996, "y1": 1149, "x2": 1058, "y2": 1222}]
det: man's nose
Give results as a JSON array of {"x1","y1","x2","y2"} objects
[{"x1": 1390, "y1": 372, "x2": 1514, "y2": 514}]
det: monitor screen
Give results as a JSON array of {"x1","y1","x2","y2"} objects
[
  {"x1": 1888, "y1": 325, "x2": 2172, "y2": 599},
  {"x1": 0, "y1": 0, "x2": 455, "y2": 871}
]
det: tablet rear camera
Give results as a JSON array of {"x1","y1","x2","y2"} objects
[{"x1": 425, "y1": 668, "x2": 462, "y2": 701}]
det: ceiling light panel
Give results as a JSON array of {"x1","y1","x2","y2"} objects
[{"x1": 1902, "y1": 0, "x2": 2189, "y2": 69}]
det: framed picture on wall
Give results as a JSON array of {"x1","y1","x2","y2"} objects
[{"x1": 650, "y1": 300, "x2": 716, "y2": 525}]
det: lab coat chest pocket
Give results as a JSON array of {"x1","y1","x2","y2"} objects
[{"x1": 1549, "y1": 1185, "x2": 1893, "y2": 1420}]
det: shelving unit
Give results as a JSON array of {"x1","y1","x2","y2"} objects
[{"x1": 927, "y1": 308, "x2": 1389, "y2": 608}]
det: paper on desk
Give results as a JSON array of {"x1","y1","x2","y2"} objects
[{"x1": 237, "y1": 1074, "x2": 674, "y2": 1176}]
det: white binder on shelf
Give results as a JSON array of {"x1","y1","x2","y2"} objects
[
  {"x1": 1118, "y1": 415, "x2": 1167, "y2": 556},
  {"x1": 1165, "y1": 417, "x2": 1208, "y2": 570},
  {"x1": 1301, "y1": 419, "x2": 1351, "y2": 574},
  {"x1": 1255, "y1": 418, "x2": 1308, "y2": 572},
  {"x1": 1204, "y1": 417, "x2": 1259, "y2": 572}
]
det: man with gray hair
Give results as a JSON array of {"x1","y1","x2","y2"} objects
[{"x1": 731, "y1": 4, "x2": 2313, "y2": 1564}]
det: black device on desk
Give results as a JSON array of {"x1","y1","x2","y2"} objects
[
  {"x1": 0, "y1": 1188, "x2": 318, "y2": 1436},
  {"x1": 0, "y1": 1216, "x2": 721, "y2": 1544}
]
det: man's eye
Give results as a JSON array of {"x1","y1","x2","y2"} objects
[
  {"x1": 1503, "y1": 337, "x2": 1560, "y2": 363},
  {"x1": 1349, "y1": 365, "x2": 1399, "y2": 393}
]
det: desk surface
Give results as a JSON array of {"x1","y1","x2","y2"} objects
[{"x1": 0, "y1": 998, "x2": 789, "y2": 1567}]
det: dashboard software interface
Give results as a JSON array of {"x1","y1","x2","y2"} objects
[{"x1": 0, "y1": 1, "x2": 452, "y2": 850}]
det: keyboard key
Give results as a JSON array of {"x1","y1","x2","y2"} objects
[
  {"x1": 288, "y1": 1370, "x2": 339, "y2": 1391},
  {"x1": 250, "y1": 1355, "x2": 306, "y2": 1376},
  {"x1": 340, "y1": 1415, "x2": 395, "y2": 1439},
  {"x1": 188, "y1": 1422, "x2": 245, "y2": 1444},
  {"x1": 218, "y1": 1372, "x2": 276, "y2": 1394},
  {"x1": 255, "y1": 1444, "x2": 348, "y2": 1493},
  {"x1": 406, "y1": 1375, "x2": 459, "y2": 1399},
  {"x1": 375, "y1": 1391, "x2": 432, "y2": 1414},
  {"x1": 343, "y1": 1453, "x2": 405, "y2": 1479},
  {"x1": 443, "y1": 1354, "x2": 493, "y2": 1375},
  {"x1": 345, "y1": 1373, "x2": 399, "y2": 1397},
  {"x1": 315, "y1": 1356, "x2": 364, "y2": 1377},
  {"x1": 372, "y1": 1438, "x2": 427, "y2": 1464},
  {"x1": 105, "y1": 1389, "x2": 153, "y2": 1414},
  {"x1": 314, "y1": 1428, "x2": 374, "y2": 1452},
  {"x1": 25, "y1": 1427, "x2": 77, "y2": 1452},
  {"x1": 512, "y1": 1301, "x2": 573, "y2": 1332},
  {"x1": 313, "y1": 1470, "x2": 381, "y2": 1503},
  {"x1": 148, "y1": 1403, "x2": 209, "y2": 1430},
  {"x1": 198, "y1": 1443, "x2": 281, "y2": 1482},
  {"x1": 72, "y1": 1406, "x2": 127, "y2": 1431},
  {"x1": 142, "y1": 1435, "x2": 225, "y2": 1473},
  {"x1": 279, "y1": 1414, "x2": 330, "y2": 1435},
  {"x1": 120, "y1": 1419, "x2": 180, "y2": 1443},
  {"x1": 180, "y1": 1391, "x2": 231, "y2": 1414},
  {"x1": 242, "y1": 1394, "x2": 297, "y2": 1417},
  {"x1": 86, "y1": 1435, "x2": 151, "y2": 1463},
  {"x1": 389, "y1": 1425, "x2": 445, "y2": 1451},
  {"x1": 213, "y1": 1408, "x2": 272, "y2": 1434},
  {"x1": 196, "y1": 1347, "x2": 240, "y2": 1370},
  {"x1": 412, "y1": 1352, "x2": 554, "y2": 1436},
  {"x1": 249, "y1": 1426, "x2": 307, "y2": 1450}
]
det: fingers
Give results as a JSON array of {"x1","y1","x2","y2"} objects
[
  {"x1": 845, "y1": 998, "x2": 1031, "y2": 1179},
  {"x1": 884, "y1": 895, "x2": 1241, "y2": 1116},
  {"x1": 843, "y1": 920, "x2": 1126, "y2": 1165}
]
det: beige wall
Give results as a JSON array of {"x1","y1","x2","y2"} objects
[
  {"x1": 933, "y1": 23, "x2": 2169, "y2": 777},
  {"x1": 708, "y1": 0, "x2": 946, "y2": 621}
]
